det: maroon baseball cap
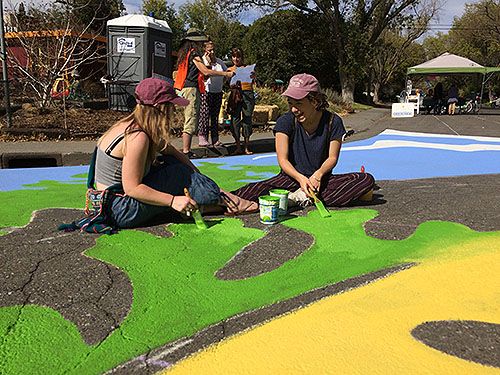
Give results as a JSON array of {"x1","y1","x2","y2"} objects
[
  {"x1": 282, "y1": 73, "x2": 321, "y2": 100},
  {"x1": 135, "y1": 77, "x2": 190, "y2": 106}
]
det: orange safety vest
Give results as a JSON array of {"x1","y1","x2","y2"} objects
[{"x1": 174, "y1": 49, "x2": 205, "y2": 94}]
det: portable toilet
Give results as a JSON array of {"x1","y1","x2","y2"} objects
[{"x1": 106, "y1": 14, "x2": 172, "y2": 111}]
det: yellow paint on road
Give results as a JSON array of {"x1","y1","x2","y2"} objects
[{"x1": 166, "y1": 236, "x2": 500, "y2": 374}]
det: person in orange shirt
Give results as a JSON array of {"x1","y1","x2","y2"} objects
[
  {"x1": 174, "y1": 29, "x2": 234, "y2": 158},
  {"x1": 227, "y1": 47, "x2": 255, "y2": 155}
]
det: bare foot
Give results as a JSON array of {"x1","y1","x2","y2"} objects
[
  {"x1": 245, "y1": 149, "x2": 253, "y2": 155},
  {"x1": 230, "y1": 148, "x2": 244, "y2": 156},
  {"x1": 221, "y1": 191, "x2": 259, "y2": 215}
]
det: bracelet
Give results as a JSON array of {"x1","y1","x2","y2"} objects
[
  {"x1": 312, "y1": 175, "x2": 321, "y2": 182},
  {"x1": 169, "y1": 195, "x2": 175, "y2": 207}
]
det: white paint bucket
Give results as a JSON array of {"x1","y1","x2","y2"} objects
[
  {"x1": 258, "y1": 195, "x2": 280, "y2": 224},
  {"x1": 269, "y1": 189, "x2": 289, "y2": 216}
]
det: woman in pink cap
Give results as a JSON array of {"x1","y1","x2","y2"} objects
[
  {"x1": 231, "y1": 73, "x2": 375, "y2": 207},
  {"x1": 62, "y1": 78, "x2": 257, "y2": 233}
]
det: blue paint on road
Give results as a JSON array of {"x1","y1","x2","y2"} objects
[{"x1": 1, "y1": 130, "x2": 500, "y2": 191}]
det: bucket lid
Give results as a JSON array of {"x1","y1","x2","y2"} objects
[
  {"x1": 269, "y1": 189, "x2": 289, "y2": 195},
  {"x1": 258, "y1": 195, "x2": 280, "y2": 202}
]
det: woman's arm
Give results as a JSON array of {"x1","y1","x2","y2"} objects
[
  {"x1": 275, "y1": 132, "x2": 315, "y2": 194},
  {"x1": 308, "y1": 137, "x2": 342, "y2": 191},
  {"x1": 194, "y1": 56, "x2": 233, "y2": 78},
  {"x1": 121, "y1": 133, "x2": 196, "y2": 212}
]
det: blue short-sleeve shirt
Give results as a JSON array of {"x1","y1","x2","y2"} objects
[{"x1": 273, "y1": 110, "x2": 346, "y2": 177}]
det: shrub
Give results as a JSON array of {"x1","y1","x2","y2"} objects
[{"x1": 254, "y1": 87, "x2": 288, "y2": 116}]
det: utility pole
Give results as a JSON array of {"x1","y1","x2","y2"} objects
[{"x1": 0, "y1": 0, "x2": 12, "y2": 127}]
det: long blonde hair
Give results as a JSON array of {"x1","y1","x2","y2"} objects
[{"x1": 98, "y1": 102, "x2": 173, "y2": 162}]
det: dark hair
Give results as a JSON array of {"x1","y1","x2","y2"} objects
[
  {"x1": 306, "y1": 91, "x2": 329, "y2": 111},
  {"x1": 231, "y1": 47, "x2": 244, "y2": 59},
  {"x1": 177, "y1": 41, "x2": 202, "y2": 68}
]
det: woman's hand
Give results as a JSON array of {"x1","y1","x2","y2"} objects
[
  {"x1": 308, "y1": 173, "x2": 322, "y2": 192},
  {"x1": 298, "y1": 175, "x2": 315, "y2": 196},
  {"x1": 225, "y1": 71, "x2": 235, "y2": 78},
  {"x1": 171, "y1": 196, "x2": 197, "y2": 215}
]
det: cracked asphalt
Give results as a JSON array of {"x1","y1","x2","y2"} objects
[{"x1": 1, "y1": 107, "x2": 500, "y2": 373}]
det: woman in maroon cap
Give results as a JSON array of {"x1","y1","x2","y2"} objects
[
  {"x1": 86, "y1": 77, "x2": 257, "y2": 230},
  {"x1": 232, "y1": 73, "x2": 375, "y2": 207}
]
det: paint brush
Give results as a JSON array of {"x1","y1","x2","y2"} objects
[
  {"x1": 184, "y1": 188, "x2": 208, "y2": 229},
  {"x1": 308, "y1": 188, "x2": 331, "y2": 218}
]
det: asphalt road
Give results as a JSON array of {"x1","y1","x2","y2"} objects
[{"x1": 1, "y1": 107, "x2": 500, "y2": 374}]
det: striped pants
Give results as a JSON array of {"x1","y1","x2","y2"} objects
[
  {"x1": 231, "y1": 172, "x2": 375, "y2": 207},
  {"x1": 199, "y1": 92, "x2": 223, "y2": 143}
]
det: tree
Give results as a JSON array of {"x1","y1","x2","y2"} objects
[
  {"x1": 369, "y1": 4, "x2": 436, "y2": 104},
  {"x1": 222, "y1": 0, "x2": 441, "y2": 103},
  {"x1": 421, "y1": 1, "x2": 500, "y2": 100},
  {"x1": 54, "y1": 0, "x2": 125, "y2": 34},
  {"x1": 141, "y1": 0, "x2": 186, "y2": 51},
  {"x1": 242, "y1": 9, "x2": 339, "y2": 88},
  {"x1": 5, "y1": 0, "x2": 108, "y2": 107},
  {"x1": 179, "y1": 0, "x2": 248, "y2": 59}
]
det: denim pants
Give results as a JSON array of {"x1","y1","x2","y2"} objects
[
  {"x1": 109, "y1": 156, "x2": 220, "y2": 228},
  {"x1": 230, "y1": 90, "x2": 255, "y2": 139}
]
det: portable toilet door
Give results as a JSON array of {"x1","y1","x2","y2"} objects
[{"x1": 106, "y1": 14, "x2": 172, "y2": 111}]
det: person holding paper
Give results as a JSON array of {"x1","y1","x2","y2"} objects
[
  {"x1": 227, "y1": 47, "x2": 255, "y2": 155},
  {"x1": 174, "y1": 29, "x2": 234, "y2": 158},
  {"x1": 231, "y1": 73, "x2": 375, "y2": 207}
]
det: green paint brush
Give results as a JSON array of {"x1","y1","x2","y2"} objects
[
  {"x1": 308, "y1": 188, "x2": 331, "y2": 218},
  {"x1": 184, "y1": 188, "x2": 208, "y2": 229}
]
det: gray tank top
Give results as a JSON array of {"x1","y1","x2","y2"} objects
[{"x1": 95, "y1": 130, "x2": 150, "y2": 187}]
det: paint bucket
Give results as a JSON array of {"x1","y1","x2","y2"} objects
[
  {"x1": 258, "y1": 195, "x2": 280, "y2": 224},
  {"x1": 269, "y1": 189, "x2": 289, "y2": 216}
]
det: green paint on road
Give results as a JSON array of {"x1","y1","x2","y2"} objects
[
  {"x1": 2, "y1": 208, "x2": 499, "y2": 374},
  {"x1": 0, "y1": 180, "x2": 85, "y2": 228},
  {"x1": 0, "y1": 163, "x2": 278, "y2": 228}
]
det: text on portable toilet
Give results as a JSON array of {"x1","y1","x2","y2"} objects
[
  {"x1": 117, "y1": 37, "x2": 136, "y2": 53},
  {"x1": 392, "y1": 103, "x2": 414, "y2": 118}
]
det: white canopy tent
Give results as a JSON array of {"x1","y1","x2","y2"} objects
[{"x1": 407, "y1": 53, "x2": 500, "y2": 113}]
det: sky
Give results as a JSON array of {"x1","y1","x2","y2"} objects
[
  {"x1": 119, "y1": 0, "x2": 475, "y2": 28},
  {"x1": 5, "y1": 0, "x2": 480, "y2": 29}
]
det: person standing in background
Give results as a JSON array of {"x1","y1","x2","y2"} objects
[
  {"x1": 174, "y1": 29, "x2": 234, "y2": 158},
  {"x1": 447, "y1": 84, "x2": 459, "y2": 115},
  {"x1": 227, "y1": 47, "x2": 255, "y2": 155},
  {"x1": 198, "y1": 41, "x2": 228, "y2": 147},
  {"x1": 433, "y1": 82, "x2": 443, "y2": 115}
]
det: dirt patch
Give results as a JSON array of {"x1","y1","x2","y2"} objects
[
  {"x1": 0, "y1": 100, "x2": 193, "y2": 142},
  {"x1": 0, "y1": 101, "x2": 276, "y2": 143}
]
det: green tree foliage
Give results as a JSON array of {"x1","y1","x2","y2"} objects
[
  {"x1": 141, "y1": 0, "x2": 186, "y2": 51},
  {"x1": 179, "y1": 0, "x2": 248, "y2": 59},
  {"x1": 448, "y1": 1, "x2": 500, "y2": 67},
  {"x1": 242, "y1": 9, "x2": 339, "y2": 89},
  {"x1": 54, "y1": 0, "x2": 125, "y2": 34},
  {"x1": 421, "y1": 32, "x2": 452, "y2": 59},
  {"x1": 422, "y1": 1, "x2": 500, "y2": 99},
  {"x1": 221, "y1": 0, "x2": 440, "y2": 103}
]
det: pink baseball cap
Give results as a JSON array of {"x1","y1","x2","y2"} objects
[
  {"x1": 282, "y1": 73, "x2": 321, "y2": 100},
  {"x1": 135, "y1": 77, "x2": 190, "y2": 106}
]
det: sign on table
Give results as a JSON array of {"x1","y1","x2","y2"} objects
[{"x1": 392, "y1": 103, "x2": 414, "y2": 118}]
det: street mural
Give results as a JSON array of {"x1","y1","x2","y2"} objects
[{"x1": 0, "y1": 130, "x2": 499, "y2": 374}]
